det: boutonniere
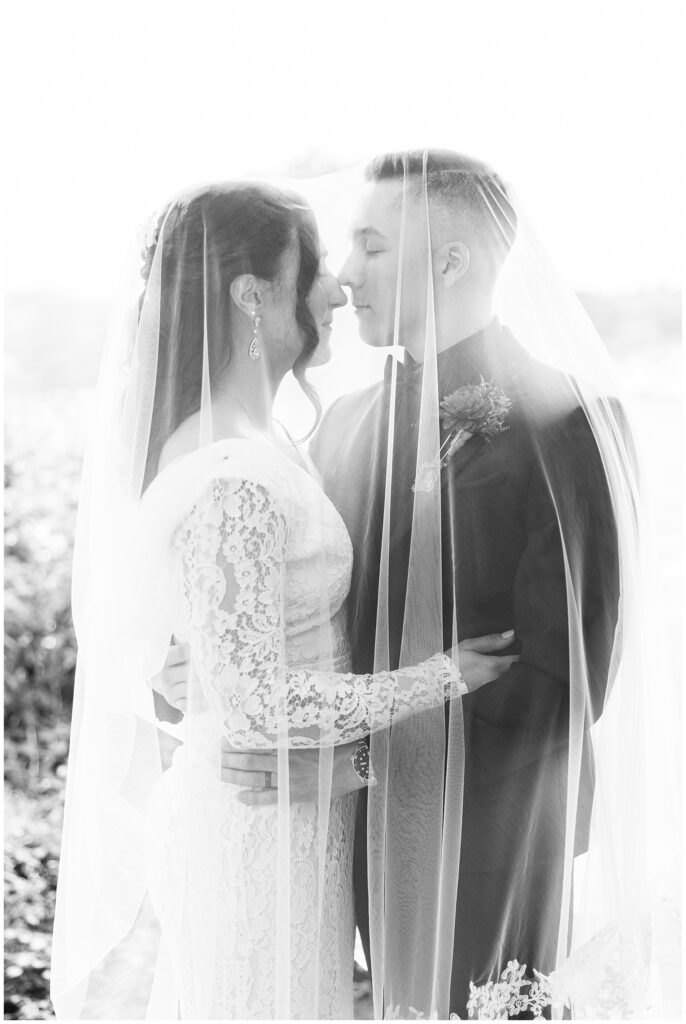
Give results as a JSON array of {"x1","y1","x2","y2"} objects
[{"x1": 412, "y1": 377, "x2": 512, "y2": 493}]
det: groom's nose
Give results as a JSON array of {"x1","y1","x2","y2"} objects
[{"x1": 337, "y1": 250, "x2": 362, "y2": 291}]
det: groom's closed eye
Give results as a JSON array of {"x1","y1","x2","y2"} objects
[
  {"x1": 350, "y1": 227, "x2": 387, "y2": 246},
  {"x1": 364, "y1": 240, "x2": 387, "y2": 256}
]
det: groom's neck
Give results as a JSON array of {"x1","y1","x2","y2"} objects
[{"x1": 405, "y1": 295, "x2": 495, "y2": 363}]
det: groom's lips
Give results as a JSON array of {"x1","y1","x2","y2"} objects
[{"x1": 353, "y1": 305, "x2": 370, "y2": 315}]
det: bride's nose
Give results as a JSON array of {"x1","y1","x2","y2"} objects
[{"x1": 326, "y1": 275, "x2": 348, "y2": 309}]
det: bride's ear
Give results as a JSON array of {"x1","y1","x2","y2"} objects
[
  {"x1": 437, "y1": 241, "x2": 470, "y2": 287},
  {"x1": 230, "y1": 274, "x2": 266, "y2": 318}
]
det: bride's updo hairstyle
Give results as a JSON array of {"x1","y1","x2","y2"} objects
[{"x1": 140, "y1": 182, "x2": 321, "y2": 490}]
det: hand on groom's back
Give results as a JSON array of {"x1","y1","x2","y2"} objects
[
  {"x1": 451, "y1": 630, "x2": 519, "y2": 692},
  {"x1": 149, "y1": 640, "x2": 190, "y2": 722},
  {"x1": 148, "y1": 628, "x2": 519, "y2": 799}
]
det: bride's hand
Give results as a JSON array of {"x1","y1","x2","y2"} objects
[
  {"x1": 449, "y1": 630, "x2": 519, "y2": 693},
  {"x1": 149, "y1": 641, "x2": 190, "y2": 712}
]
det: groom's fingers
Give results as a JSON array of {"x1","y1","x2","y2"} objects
[
  {"x1": 149, "y1": 662, "x2": 189, "y2": 698},
  {"x1": 221, "y1": 751, "x2": 279, "y2": 773},
  {"x1": 460, "y1": 630, "x2": 515, "y2": 654},
  {"x1": 159, "y1": 664, "x2": 189, "y2": 686},
  {"x1": 236, "y1": 789, "x2": 279, "y2": 807},
  {"x1": 220, "y1": 738, "x2": 278, "y2": 756},
  {"x1": 161, "y1": 643, "x2": 190, "y2": 668},
  {"x1": 162, "y1": 679, "x2": 189, "y2": 702},
  {"x1": 221, "y1": 737, "x2": 275, "y2": 754},
  {"x1": 222, "y1": 768, "x2": 276, "y2": 787}
]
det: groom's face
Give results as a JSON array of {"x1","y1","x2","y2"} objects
[{"x1": 339, "y1": 181, "x2": 430, "y2": 349}]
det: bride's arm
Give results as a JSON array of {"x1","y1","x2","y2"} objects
[{"x1": 178, "y1": 474, "x2": 462, "y2": 749}]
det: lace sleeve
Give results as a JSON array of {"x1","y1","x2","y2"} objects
[{"x1": 177, "y1": 476, "x2": 462, "y2": 748}]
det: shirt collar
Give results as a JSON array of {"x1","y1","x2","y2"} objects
[{"x1": 384, "y1": 317, "x2": 514, "y2": 388}]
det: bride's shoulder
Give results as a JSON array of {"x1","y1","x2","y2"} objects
[
  {"x1": 142, "y1": 439, "x2": 295, "y2": 550},
  {"x1": 158, "y1": 410, "x2": 246, "y2": 475}
]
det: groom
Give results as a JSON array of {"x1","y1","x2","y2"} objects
[
  {"x1": 156, "y1": 151, "x2": 622, "y2": 1017},
  {"x1": 311, "y1": 152, "x2": 621, "y2": 1017}
]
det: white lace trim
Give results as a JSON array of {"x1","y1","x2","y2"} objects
[
  {"x1": 176, "y1": 475, "x2": 459, "y2": 749},
  {"x1": 153, "y1": 469, "x2": 462, "y2": 1018}
]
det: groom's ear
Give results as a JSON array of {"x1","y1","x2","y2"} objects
[
  {"x1": 230, "y1": 274, "x2": 266, "y2": 317},
  {"x1": 437, "y1": 241, "x2": 470, "y2": 286}
]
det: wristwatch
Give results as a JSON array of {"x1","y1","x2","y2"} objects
[{"x1": 351, "y1": 739, "x2": 376, "y2": 786}]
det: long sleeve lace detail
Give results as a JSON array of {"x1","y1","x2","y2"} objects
[{"x1": 177, "y1": 476, "x2": 460, "y2": 748}]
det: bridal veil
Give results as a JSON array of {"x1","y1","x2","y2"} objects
[{"x1": 51, "y1": 154, "x2": 679, "y2": 1019}]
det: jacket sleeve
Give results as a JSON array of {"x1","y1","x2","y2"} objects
[{"x1": 463, "y1": 402, "x2": 624, "y2": 780}]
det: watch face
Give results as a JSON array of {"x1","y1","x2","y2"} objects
[{"x1": 353, "y1": 745, "x2": 370, "y2": 780}]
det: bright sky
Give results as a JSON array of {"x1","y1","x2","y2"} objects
[{"x1": 5, "y1": 0, "x2": 683, "y2": 299}]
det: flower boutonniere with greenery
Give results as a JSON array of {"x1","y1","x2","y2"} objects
[{"x1": 412, "y1": 377, "x2": 512, "y2": 493}]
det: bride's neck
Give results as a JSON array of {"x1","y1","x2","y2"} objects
[{"x1": 213, "y1": 359, "x2": 285, "y2": 434}]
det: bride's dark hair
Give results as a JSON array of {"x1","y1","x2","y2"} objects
[{"x1": 141, "y1": 182, "x2": 321, "y2": 491}]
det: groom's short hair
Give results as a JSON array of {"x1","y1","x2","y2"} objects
[{"x1": 364, "y1": 149, "x2": 517, "y2": 266}]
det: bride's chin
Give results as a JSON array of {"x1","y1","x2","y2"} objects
[{"x1": 306, "y1": 340, "x2": 332, "y2": 368}]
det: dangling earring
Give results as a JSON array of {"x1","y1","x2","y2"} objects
[{"x1": 249, "y1": 312, "x2": 262, "y2": 361}]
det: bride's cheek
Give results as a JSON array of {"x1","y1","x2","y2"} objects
[{"x1": 307, "y1": 282, "x2": 327, "y2": 323}]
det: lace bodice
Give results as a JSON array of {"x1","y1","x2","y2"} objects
[
  {"x1": 172, "y1": 443, "x2": 461, "y2": 748},
  {"x1": 147, "y1": 441, "x2": 463, "y2": 1018}
]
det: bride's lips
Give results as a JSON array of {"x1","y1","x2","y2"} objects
[{"x1": 353, "y1": 305, "x2": 370, "y2": 315}]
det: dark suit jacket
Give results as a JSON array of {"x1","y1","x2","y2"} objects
[{"x1": 309, "y1": 320, "x2": 622, "y2": 879}]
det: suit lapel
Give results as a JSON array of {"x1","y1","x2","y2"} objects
[
  {"x1": 442, "y1": 432, "x2": 487, "y2": 484},
  {"x1": 386, "y1": 325, "x2": 528, "y2": 549}
]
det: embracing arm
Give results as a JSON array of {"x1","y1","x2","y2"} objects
[
  {"x1": 178, "y1": 475, "x2": 461, "y2": 749},
  {"x1": 464, "y1": 404, "x2": 624, "y2": 780}
]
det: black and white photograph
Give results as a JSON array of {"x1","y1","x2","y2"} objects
[{"x1": 4, "y1": 1, "x2": 682, "y2": 1019}]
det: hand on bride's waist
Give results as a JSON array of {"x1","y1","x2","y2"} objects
[{"x1": 220, "y1": 739, "x2": 366, "y2": 807}]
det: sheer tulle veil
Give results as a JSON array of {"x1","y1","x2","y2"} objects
[{"x1": 51, "y1": 153, "x2": 680, "y2": 1019}]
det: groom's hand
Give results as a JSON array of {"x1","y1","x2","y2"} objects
[{"x1": 222, "y1": 740, "x2": 366, "y2": 806}]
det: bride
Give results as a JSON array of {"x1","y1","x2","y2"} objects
[{"x1": 51, "y1": 180, "x2": 517, "y2": 1019}]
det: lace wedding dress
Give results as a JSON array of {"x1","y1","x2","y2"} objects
[{"x1": 144, "y1": 440, "x2": 458, "y2": 1020}]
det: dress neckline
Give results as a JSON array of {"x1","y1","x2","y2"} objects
[
  {"x1": 138, "y1": 435, "x2": 352, "y2": 567},
  {"x1": 216, "y1": 435, "x2": 319, "y2": 485},
  {"x1": 144, "y1": 436, "x2": 330, "y2": 522},
  {"x1": 153, "y1": 435, "x2": 317, "y2": 489}
]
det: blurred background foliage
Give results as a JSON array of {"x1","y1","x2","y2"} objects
[
  {"x1": 3, "y1": 288, "x2": 681, "y2": 1018},
  {"x1": 5, "y1": 392, "x2": 86, "y2": 1019}
]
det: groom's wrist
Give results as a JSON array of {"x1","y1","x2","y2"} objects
[
  {"x1": 349, "y1": 738, "x2": 377, "y2": 788},
  {"x1": 334, "y1": 741, "x2": 373, "y2": 794}
]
